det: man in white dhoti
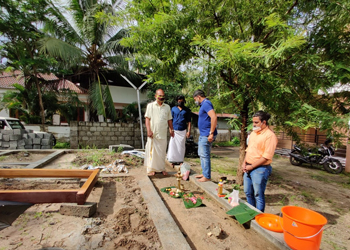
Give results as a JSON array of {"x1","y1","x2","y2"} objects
[
  {"x1": 144, "y1": 89, "x2": 174, "y2": 176},
  {"x1": 167, "y1": 95, "x2": 192, "y2": 166}
]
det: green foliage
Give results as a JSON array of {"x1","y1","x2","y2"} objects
[
  {"x1": 117, "y1": 146, "x2": 124, "y2": 153},
  {"x1": 53, "y1": 142, "x2": 70, "y2": 149},
  {"x1": 231, "y1": 137, "x2": 240, "y2": 147}
]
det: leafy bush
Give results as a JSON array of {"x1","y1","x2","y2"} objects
[
  {"x1": 53, "y1": 142, "x2": 70, "y2": 149},
  {"x1": 231, "y1": 137, "x2": 240, "y2": 146}
]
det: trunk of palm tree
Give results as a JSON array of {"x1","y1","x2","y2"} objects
[
  {"x1": 236, "y1": 100, "x2": 249, "y2": 185},
  {"x1": 33, "y1": 68, "x2": 46, "y2": 132}
]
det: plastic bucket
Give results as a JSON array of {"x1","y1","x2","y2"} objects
[{"x1": 281, "y1": 206, "x2": 327, "y2": 250}]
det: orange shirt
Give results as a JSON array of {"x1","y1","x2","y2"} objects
[{"x1": 245, "y1": 127, "x2": 278, "y2": 165}]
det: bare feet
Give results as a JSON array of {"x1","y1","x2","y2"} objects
[
  {"x1": 196, "y1": 174, "x2": 204, "y2": 179},
  {"x1": 148, "y1": 172, "x2": 155, "y2": 176},
  {"x1": 197, "y1": 177, "x2": 211, "y2": 182},
  {"x1": 162, "y1": 171, "x2": 168, "y2": 176}
]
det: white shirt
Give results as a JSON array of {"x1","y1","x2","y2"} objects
[{"x1": 145, "y1": 101, "x2": 172, "y2": 139}]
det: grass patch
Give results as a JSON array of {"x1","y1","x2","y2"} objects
[
  {"x1": 53, "y1": 142, "x2": 70, "y2": 149},
  {"x1": 81, "y1": 148, "x2": 115, "y2": 166},
  {"x1": 0, "y1": 156, "x2": 6, "y2": 161},
  {"x1": 340, "y1": 180, "x2": 350, "y2": 189},
  {"x1": 273, "y1": 154, "x2": 281, "y2": 159},
  {"x1": 300, "y1": 191, "x2": 317, "y2": 204},
  {"x1": 310, "y1": 174, "x2": 329, "y2": 183},
  {"x1": 210, "y1": 153, "x2": 222, "y2": 158},
  {"x1": 213, "y1": 141, "x2": 236, "y2": 147},
  {"x1": 325, "y1": 240, "x2": 347, "y2": 250},
  {"x1": 269, "y1": 172, "x2": 283, "y2": 185},
  {"x1": 211, "y1": 165, "x2": 237, "y2": 175}
]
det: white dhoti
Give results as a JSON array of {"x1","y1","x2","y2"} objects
[
  {"x1": 167, "y1": 130, "x2": 186, "y2": 163},
  {"x1": 144, "y1": 137, "x2": 167, "y2": 173}
]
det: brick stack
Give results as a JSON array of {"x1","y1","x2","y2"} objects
[{"x1": 0, "y1": 129, "x2": 53, "y2": 150}]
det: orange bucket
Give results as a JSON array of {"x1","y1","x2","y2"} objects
[{"x1": 281, "y1": 206, "x2": 327, "y2": 250}]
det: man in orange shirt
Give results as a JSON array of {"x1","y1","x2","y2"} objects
[{"x1": 242, "y1": 111, "x2": 277, "y2": 212}]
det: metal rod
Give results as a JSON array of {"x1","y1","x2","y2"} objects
[{"x1": 120, "y1": 74, "x2": 146, "y2": 149}]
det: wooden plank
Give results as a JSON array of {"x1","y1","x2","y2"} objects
[
  {"x1": 76, "y1": 170, "x2": 99, "y2": 205},
  {"x1": 0, "y1": 169, "x2": 93, "y2": 178},
  {"x1": 0, "y1": 190, "x2": 78, "y2": 203}
]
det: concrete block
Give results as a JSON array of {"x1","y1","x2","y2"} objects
[
  {"x1": 22, "y1": 134, "x2": 28, "y2": 139},
  {"x1": 25, "y1": 138, "x2": 33, "y2": 145},
  {"x1": 36, "y1": 133, "x2": 44, "y2": 138},
  {"x1": 10, "y1": 141, "x2": 17, "y2": 147},
  {"x1": 0, "y1": 141, "x2": 2, "y2": 146},
  {"x1": 2, "y1": 134, "x2": 10, "y2": 142},
  {"x1": 10, "y1": 134, "x2": 22, "y2": 140},
  {"x1": 33, "y1": 138, "x2": 41, "y2": 145},
  {"x1": 24, "y1": 145, "x2": 33, "y2": 149},
  {"x1": 25, "y1": 129, "x2": 34, "y2": 133},
  {"x1": 44, "y1": 133, "x2": 53, "y2": 139},
  {"x1": 0, "y1": 133, "x2": 2, "y2": 140},
  {"x1": 17, "y1": 146, "x2": 25, "y2": 149},
  {"x1": 33, "y1": 144, "x2": 41, "y2": 149},
  {"x1": 13, "y1": 129, "x2": 23, "y2": 135},
  {"x1": 41, "y1": 139, "x2": 50, "y2": 146},
  {"x1": 109, "y1": 144, "x2": 134, "y2": 152},
  {"x1": 59, "y1": 202, "x2": 97, "y2": 217},
  {"x1": 41, "y1": 145, "x2": 51, "y2": 149},
  {"x1": 18, "y1": 139, "x2": 25, "y2": 146},
  {"x1": 1, "y1": 130, "x2": 13, "y2": 135},
  {"x1": 28, "y1": 133, "x2": 36, "y2": 139},
  {"x1": 9, "y1": 146, "x2": 17, "y2": 150},
  {"x1": 2, "y1": 141, "x2": 9, "y2": 147}
]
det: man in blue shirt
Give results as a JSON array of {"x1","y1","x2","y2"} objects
[
  {"x1": 193, "y1": 89, "x2": 217, "y2": 182},
  {"x1": 167, "y1": 95, "x2": 192, "y2": 165}
]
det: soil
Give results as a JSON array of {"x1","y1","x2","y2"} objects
[
  {"x1": 0, "y1": 147, "x2": 349, "y2": 250},
  {"x1": 0, "y1": 175, "x2": 161, "y2": 250},
  {"x1": 0, "y1": 152, "x2": 51, "y2": 163}
]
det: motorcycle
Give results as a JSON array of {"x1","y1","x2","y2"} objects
[
  {"x1": 185, "y1": 135, "x2": 199, "y2": 158},
  {"x1": 289, "y1": 140, "x2": 344, "y2": 174}
]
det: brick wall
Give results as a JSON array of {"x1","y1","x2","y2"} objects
[{"x1": 69, "y1": 121, "x2": 147, "y2": 149}]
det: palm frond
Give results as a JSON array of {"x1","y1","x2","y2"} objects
[
  {"x1": 103, "y1": 84, "x2": 117, "y2": 121},
  {"x1": 38, "y1": 37, "x2": 85, "y2": 63},
  {"x1": 89, "y1": 79, "x2": 106, "y2": 118}
]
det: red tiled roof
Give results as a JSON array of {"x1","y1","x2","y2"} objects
[
  {"x1": 192, "y1": 112, "x2": 238, "y2": 118},
  {"x1": 0, "y1": 70, "x2": 87, "y2": 94}
]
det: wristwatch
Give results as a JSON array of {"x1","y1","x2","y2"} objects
[{"x1": 209, "y1": 131, "x2": 213, "y2": 135}]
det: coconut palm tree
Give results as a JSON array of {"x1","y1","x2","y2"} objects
[{"x1": 39, "y1": 0, "x2": 140, "y2": 121}]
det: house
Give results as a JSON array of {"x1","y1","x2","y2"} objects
[
  {"x1": 192, "y1": 112, "x2": 238, "y2": 129},
  {"x1": 0, "y1": 70, "x2": 148, "y2": 124}
]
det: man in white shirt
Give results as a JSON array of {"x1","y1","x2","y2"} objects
[{"x1": 144, "y1": 89, "x2": 174, "y2": 176}]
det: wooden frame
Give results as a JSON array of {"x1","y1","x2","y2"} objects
[{"x1": 0, "y1": 169, "x2": 99, "y2": 205}]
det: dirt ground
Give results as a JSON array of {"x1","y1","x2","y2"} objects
[
  {"x1": 0, "y1": 174, "x2": 161, "y2": 249},
  {"x1": 0, "y1": 148, "x2": 349, "y2": 250},
  {"x1": 202, "y1": 146, "x2": 350, "y2": 250},
  {"x1": 0, "y1": 151, "x2": 51, "y2": 163}
]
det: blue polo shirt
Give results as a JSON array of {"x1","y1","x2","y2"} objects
[
  {"x1": 172, "y1": 106, "x2": 192, "y2": 131},
  {"x1": 198, "y1": 99, "x2": 217, "y2": 136}
]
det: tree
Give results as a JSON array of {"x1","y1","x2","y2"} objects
[
  {"x1": 0, "y1": 83, "x2": 85, "y2": 124},
  {"x1": 39, "y1": 0, "x2": 141, "y2": 121},
  {"x1": 0, "y1": 0, "x2": 60, "y2": 129},
  {"x1": 121, "y1": 0, "x2": 350, "y2": 184}
]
